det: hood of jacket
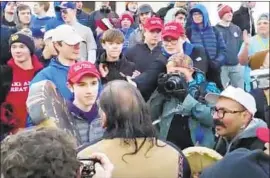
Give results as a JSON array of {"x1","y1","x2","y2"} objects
[
  {"x1": 190, "y1": 4, "x2": 210, "y2": 30},
  {"x1": 226, "y1": 118, "x2": 267, "y2": 152}
]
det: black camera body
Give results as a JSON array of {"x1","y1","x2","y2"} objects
[
  {"x1": 158, "y1": 73, "x2": 188, "y2": 94},
  {"x1": 79, "y1": 158, "x2": 100, "y2": 178}
]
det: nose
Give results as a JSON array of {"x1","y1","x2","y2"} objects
[{"x1": 212, "y1": 111, "x2": 219, "y2": 119}]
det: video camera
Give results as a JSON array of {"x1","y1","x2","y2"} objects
[
  {"x1": 158, "y1": 73, "x2": 188, "y2": 93},
  {"x1": 250, "y1": 68, "x2": 269, "y2": 89}
]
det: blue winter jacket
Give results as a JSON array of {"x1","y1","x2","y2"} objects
[
  {"x1": 45, "y1": 1, "x2": 64, "y2": 31},
  {"x1": 30, "y1": 58, "x2": 72, "y2": 101},
  {"x1": 31, "y1": 16, "x2": 52, "y2": 31},
  {"x1": 188, "y1": 4, "x2": 227, "y2": 67},
  {"x1": 121, "y1": 28, "x2": 135, "y2": 54}
]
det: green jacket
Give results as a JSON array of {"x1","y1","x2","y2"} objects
[{"x1": 148, "y1": 90, "x2": 215, "y2": 148}]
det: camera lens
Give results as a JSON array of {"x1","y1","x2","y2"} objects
[{"x1": 165, "y1": 81, "x2": 177, "y2": 91}]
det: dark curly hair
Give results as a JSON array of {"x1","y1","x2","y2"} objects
[{"x1": 1, "y1": 127, "x2": 80, "y2": 178}]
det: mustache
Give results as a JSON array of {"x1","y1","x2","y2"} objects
[{"x1": 214, "y1": 119, "x2": 226, "y2": 128}]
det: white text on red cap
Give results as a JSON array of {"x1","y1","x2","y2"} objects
[
  {"x1": 74, "y1": 64, "x2": 93, "y2": 72},
  {"x1": 165, "y1": 25, "x2": 177, "y2": 31}
]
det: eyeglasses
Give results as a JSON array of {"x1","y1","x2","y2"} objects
[
  {"x1": 163, "y1": 39, "x2": 178, "y2": 45},
  {"x1": 210, "y1": 107, "x2": 246, "y2": 119},
  {"x1": 60, "y1": 9, "x2": 68, "y2": 14}
]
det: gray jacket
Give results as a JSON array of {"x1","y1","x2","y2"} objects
[
  {"x1": 70, "y1": 112, "x2": 104, "y2": 144},
  {"x1": 128, "y1": 27, "x2": 143, "y2": 48},
  {"x1": 215, "y1": 23, "x2": 243, "y2": 66}
]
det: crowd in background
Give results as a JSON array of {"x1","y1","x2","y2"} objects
[{"x1": 0, "y1": 1, "x2": 269, "y2": 178}]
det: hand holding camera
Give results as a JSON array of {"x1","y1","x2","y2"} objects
[{"x1": 78, "y1": 152, "x2": 113, "y2": 178}]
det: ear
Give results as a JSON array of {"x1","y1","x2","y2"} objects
[
  {"x1": 67, "y1": 82, "x2": 74, "y2": 93},
  {"x1": 241, "y1": 110, "x2": 252, "y2": 126},
  {"x1": 101, "y1": 42, "x2": 106, "y2": 50}
]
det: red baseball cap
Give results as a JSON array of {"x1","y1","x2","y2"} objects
[
  {"x1": 162, "y1": 22, "x2": 185, "y2": 40},
  {"x1": 256, "y1": 127, "x2": 270, "y2": 143},
  {"x1": 143, "y1": 17, "x2": 163, "y2": 31},
  {"x1": 68, "y1": 61, "x2": 100, "y2": 83}
]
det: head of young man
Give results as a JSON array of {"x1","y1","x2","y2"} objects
[
  {"x1": 52, "y1": 24, "x2": 84, "y2": 61},
  {"x1": 218, "y1": 4, "x2": 233, "y2": 23},
  {"x1": 58, "y1": 2, "x2": 77, "y2": 24},
  {"x1": 75, "y1": 1, "x2": 83, "y2": 10},
  {"x1": 3, "y1": 1, "x2": 17, "y2": 15},
  {"x1": 9, "y1": 33, "x2": 35, "y2": 65},
  {"x1": 206, "y1": 86, "x2": 257, "y2": 139},
  {"x1": 43, "y1": 29, "x2": 58, "y2": 56},
  {"x1": 16, "y1": 4, "x2": 31, "y2": 26},
  {"x1": 174, "y1": 8, "x2": 187, "y2": 26},
  {"x1": 166, "y1": 53, "x2": 195, "y2": 82},
  {"x1": 143, "y1": 17, "x2": 163, "y2": 47},
  {"x1": 137, "y1": 4, "x2": 153, "y2": 25},
  {"x1": 126, "y1": 2, "x2": 138, "y2": 13},
  {"x1": 101, "y1": 29, "x2": 124, "y2": 62},
  {"x1": 33, "y1": 2, "x2": 50, "y2": 15},
  {"x1": 31, "y1": 27, "x2": 45, "y2": 50},
  {"x1": 1, "y1": 127, "x2": 80, "y2": 178},
  {"x1": 256, "y1": 13, "x2": 269, "y2": 38},
  {"x1": 68, "y1": 62, "x2": 100, "y2": 112},
  {"x1": 162, "y1": 22, "x2": 186, "y2": 55},
  {"x1": 120, "y1": 12, "x2": 134, "y2": 29}
]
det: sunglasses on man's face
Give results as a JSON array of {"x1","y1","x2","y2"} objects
[{"x1": 60, "y1": 9, "x2": 68, "y2": 14}]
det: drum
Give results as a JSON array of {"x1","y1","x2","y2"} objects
[{"x1": 26, "y1": 80, "x2": 82, "y2": 144}]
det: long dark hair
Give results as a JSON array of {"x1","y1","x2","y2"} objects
[{"x1": 99, "y1": 80, "x2": 164, "y2": 161}]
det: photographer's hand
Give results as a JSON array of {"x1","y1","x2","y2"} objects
[{"x1": 90, "y1": 152, "x2": 114, "y2": 178}]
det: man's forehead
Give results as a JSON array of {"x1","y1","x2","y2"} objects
[{"x1": 216, "y1": 97, "x2": 242, "y2": 109}]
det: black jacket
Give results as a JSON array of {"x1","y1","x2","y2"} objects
[
  {"x1": 232, "y1": 6, "x2": 255, "y2": 36},
  {"x1": 156, "y1": 4, "x2": 175, "y2": 21},
  {"x1": 133, "y1": 55, "x2": 167, "y2": 101},
  {"x1": 125, "y1": 43, "x2": 162, "y2": 73},
  {"x1": 96, "y1": 52, "x2": 135, "y2": 84}
]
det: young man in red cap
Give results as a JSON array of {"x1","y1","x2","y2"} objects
[
  {"x1": 161, "y1": 21, "x2": 208, "y2": 73},
  {"x1": 120, "y1": 12, "x2": 135, "y2": 54},
  {"x1": 125, "y1": 16, "x2": 163, "y2": 73},
  {"x1": 215, "y1": 4, "x2": 244, "y2": 89},
  {"x1": 3, "y1": 32, "x2": 43, "y2": 132},
  {"x1": 67, "y1": 61, "x2": 104, "y2": 144}
]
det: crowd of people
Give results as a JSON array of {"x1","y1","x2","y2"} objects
[{"x1": 0, "y1": 1, "x2": 269, "y2": 178}]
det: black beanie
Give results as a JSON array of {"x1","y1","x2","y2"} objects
[{"x1": 9, "y1": 33, "x2": 35, "y2": 55}]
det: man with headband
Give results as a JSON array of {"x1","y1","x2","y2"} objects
[{"x1": 205, "y1": 86, "x2": 267, "y2": 156}]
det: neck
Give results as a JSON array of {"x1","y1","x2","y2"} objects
[
  {"x1": 145, "y1": 42, "x2": 157, "y2": 50},
  {"x1": 4, "y1": 12, "x2": 14, "y2": 22},
  {"x1": 21, "y1": 23, "x2": 30, "y2": 29},
  {"x1": 36, "y1": 11, "x2": 47, "y2": 18},
  {"x1": 73, "y1": 100, "x2": 92, "y2": 112},
  {"x1": 58, "y1": 55, "x2": 76, "y2": 66},
  {"x1": 106, "y1": 54, "x2": 119, "y2": 62},
  {"x1": 66, "y1": 18, "x2": 77, "y2": 25},
  {"x1": 14, "y1": 57, "x2": 33, "y2": 70},
  {"x1": 259, "y1": 33, "x2": 269, "y2": 39},
  {"x1": 219, "y1": 20, "x2": 230, "y2": 27}
]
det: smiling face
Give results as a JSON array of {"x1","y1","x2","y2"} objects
[
  {"x1": 257, "y1": 20, "x2": 269, "y2": 37},
  {"x1": 61, "y1": 8, "x2": 76, "y2": 24},
  {"x1": 10, "y1": 42, "x2": 31, "y2": 63}
]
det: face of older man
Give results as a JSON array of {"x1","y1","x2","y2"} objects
[{"x1": 211, "y1": 97, "x2": 251, "y2": 138}]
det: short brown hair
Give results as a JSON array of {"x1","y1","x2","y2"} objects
[
  {"x1": 17, "y1": 4, "x2": 31, "y2": 12},
  {"x1": 38, "y1": 2, "x2": 50, "y2": 12},
  {"x1": 101, "y1": 29, "x2": 125, "y2": 44},
  {"x1": 1, "y1": 127, "x2": 80, "y2": 178}
]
